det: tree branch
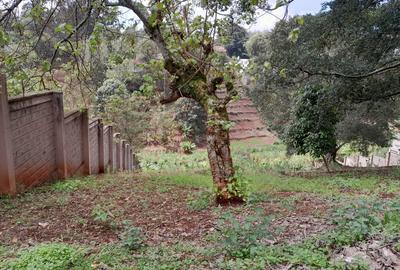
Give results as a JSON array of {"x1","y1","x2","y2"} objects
[
  {"x1": 50, "y1": 2, "x2": 94, "y2": 69},
  {"x1": 0, "y1": 0, "x2": 23, "y2": 25},
  {"x1": 299, "y1": 61, "x2": 400, "y2": 79}
]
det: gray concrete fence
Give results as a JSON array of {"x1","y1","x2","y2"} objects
[{"x1": 0, "y1": 75, "x2": 136, "y2": 195}]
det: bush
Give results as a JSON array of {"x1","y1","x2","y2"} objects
[
  {"x1": 1, "y1": 243, "x2": 89, "y2": 270},
  {"x1": 181, "y1": 141, "x2": 196, "y2": 154},
  {"x1": 216, "y1": 209, "x2": 273, "y2": 258},
  {"x1": 119, "y1": 221, "x2": 147, "y2": 250},
  {"x1": 187, "y1": 191, "x2": 213, "y2": 211}
]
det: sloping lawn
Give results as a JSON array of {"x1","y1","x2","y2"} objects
[{"x1": 1, "y1": 141, "x2": 400, "y2": 269}]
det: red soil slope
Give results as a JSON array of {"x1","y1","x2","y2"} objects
[{"x1": 217, "y1": 90, "x2": 277, "y2": 144}]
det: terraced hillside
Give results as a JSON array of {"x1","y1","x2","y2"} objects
[{"x1": 217, "y1": 90, "x2": 277, "y2": 143}]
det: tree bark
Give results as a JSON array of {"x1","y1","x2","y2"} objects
[{"x1": 205, "y1": 107, "x2": 243, "y2": 204}]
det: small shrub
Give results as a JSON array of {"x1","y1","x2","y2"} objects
[
  {"x1": 187, "y1": 190, "x2": 213, "y2": 211},
  {"x1": 119, "y1": 221, "x2": 147, "y2": 250},
  {"x1": 216, "y1": 209, "x2": 273, "y2": 258},
  {"x1": 225, "y1": 168, "x2": 250, "y2": 201},
  {"x1": 181, "y1": 141, "x2": 196, "y2": 154},
  {"x1": 91, "y1": 206, "x2": 116, "y2": 228},
  {"x1": 1, "y1": 243, "x2": 89, "y2": 270}
]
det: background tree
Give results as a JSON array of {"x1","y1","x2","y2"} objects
[
  {"x1": 224, "y1": 23, "x2": 249, "y2": 59},
  {"x1": 247, "y1": 0, "x2": 400, "y2": 160}
]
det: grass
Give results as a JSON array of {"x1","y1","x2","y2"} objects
[{"x1": 1, "y1": 140, "x2": 400, "y2": 269}]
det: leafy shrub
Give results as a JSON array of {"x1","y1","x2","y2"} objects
[
  {"x1": 96, "y1": 79, "x2": 129, "y2": 112},
  {"x1": 91, "y1": 206, "x2": 116, "y2": 228},
  {"x1": 101, "y1": 94, "x2": 151, "y2": 150},
  {"x1": 120, "y1": 221, "x2": 147, "y2": 250},
  {"x1": 181, "y1": 141, "x2": 196, "y2": 154},
  {"x1": 226, "y1": 168, "x2": 250, "y2": 201},
  {"x1": 186, "y1": 190, "x2": 213, "y2": 211},
  {"x1": 1, "y1": 243, "x2": 89, "y2": 270},
  {"x1": 216, "y1": 209, "x2": 273, "y2": 258},
  {"x1": 174, "y1": 98, "x2": 207, "y2": 145}
]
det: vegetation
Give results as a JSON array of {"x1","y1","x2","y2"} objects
[
  {"x1": 1, "y1": 141, "x2": 400, "y2": 269},
  {"x1": 1, "y1": 0, "x2": 400, "y2": 268},
  {"x1": 247, "y1": 0, "x2": 400, "y2": 160}
]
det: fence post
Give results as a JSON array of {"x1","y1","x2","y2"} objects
[
  {"x1": 0, "y1": 75, "x2": 16, "y2": 194},
  {"x1": 121, "y1": 140, "x2": 127, "y2": 170},
  {"x1": 52, "y1": 93, "x2": 67, "y2": 179},
  {"x1": 129, "y1": 148, "x2": 132, "y2": 171},
  {"x1": 98, "y1": 119, "x2": 105, "y2": 174},
  {"x1": 108, "y1": 126, "x2": 114, "y2": 171},
  {"x1": 356, "y1": 156, "x2": 360, "y2": 167},
  {"x1": 387, "y1": 151, "x2": 391, "y2": 167},
  {"x1": 81, "y1": 109, "x2": 90, "y2": 175},
  {"x1": 114, "y1": 133, "x2": 121, "y2": 171}
]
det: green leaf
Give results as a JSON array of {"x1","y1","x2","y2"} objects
[
  {"x1": 41, "y1": 61, "x2": 51, "y2": 72},
  {"x1": 296, "y1": 17, "x2": 305, "y2": 26},
  {"x1": 279, "y1": 68, "x2": 287, "y2": 78},
  {"x1": 0, "y1": 28, "x2": 10, "y2": 46},
  {"x1": 64, "y1": 23, "x2": 74, "y2": 34},
  {"x1": 288, "y1": 28, "x2": 300, "y2": 43}
]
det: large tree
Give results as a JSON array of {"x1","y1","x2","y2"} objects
[
  {"x1": 247, "y1": 0, "x2": 400, "y2": 160},
  {"x1": 1, "y1": 0, "x2": 294, "y2": 203}
]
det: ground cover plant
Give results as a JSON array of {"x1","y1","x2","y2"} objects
[{"x1": 1, "y1": 140, "x2": 400, "y2": 269}]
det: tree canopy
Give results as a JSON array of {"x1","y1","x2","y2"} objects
[{"x1": 247, "y1": 0, "x2": 400, "y2": 159}]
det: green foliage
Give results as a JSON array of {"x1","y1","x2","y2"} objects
[
  {"x1": 285, "y1": 85, "x2": 339, "y2": 159},
  {"x1": 101, "y1": 94, "x2": 151, "y2": 150},
  {"x1": 0, "y1": 243, "x2": 89, "y2": 270},
  {"x1": 181, "y1": 141, "x2": 196, "y2": 154},
  {"x1": 91, "y1": 205, "x2": 116, "y2": 228},
  {"x1": 215, "y1": 209, "x2": 273, "y2": 258},
  {"x1": 186, "y1": 190, "x2": 213, "y2": 211},
  {"x1": 225, "y1": 170, "x2": 250, "y2": 201},
  {"x1": 174, "y1": 98, "x2": 207, "y2": 146},
  {"x1": 96, "y1": 79, "x2": 129, "y2": 112},
  {"x1": 119, "y1": 221, "x2": 147, "y2": 251},
  {"x1": 247, "y1": 0, "x2": 399, "y2": 152}
]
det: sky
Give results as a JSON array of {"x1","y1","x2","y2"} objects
[
  {"x1": 249, "y1": 0, "x2": 326, "y2": 31},
  {"x1": 117, "y1": 0, "x2": 327, "y2": 32}
]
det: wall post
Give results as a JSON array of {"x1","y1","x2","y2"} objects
[
  {"x1": 81, "y1": 109, "x2": 90, "y2": 175},
  {"x1": 0, "y1": 75, "x2": 16, "y2": 194},
  {"x1": 98, "y1": 120, "x2": 105, "y2": 174},
  {"x1": 108, "y1": 126, "x2": 114, "y2": 171},
  {"x1": 387, "y1": 151, "x2": 391, "y2": 167},
  {"x1": 128, "y1": 148, "x2": 132, "y2": 171},
  {"x1": 52, "y1": 93, "x2": 67, "y2": 179},
  {"x1": 121, "y1": 140, "x2": 127, "y2": 170},
  {"x1": 114, "y1": 133, "x2": 121, "y2": 171}
]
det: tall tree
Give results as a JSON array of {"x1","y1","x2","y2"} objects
[
  {"x1": 1, "y1": 0, "x2": 294, "y2": 203},
  {"x1": 247, "y1": 0, "x2": 400, "y2": 159}
]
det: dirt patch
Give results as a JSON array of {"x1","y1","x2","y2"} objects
[{"x1": 0, "y1": 174, "x2": 332, "y2": 248}]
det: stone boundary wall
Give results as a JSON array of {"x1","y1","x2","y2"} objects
[{"x1": 0, "y1": 75, "x2": 136, "y2": 195}]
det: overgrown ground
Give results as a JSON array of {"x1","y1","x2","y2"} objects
[{"x1": 1, "y1": 139, "x2": 400, "y2": 269}]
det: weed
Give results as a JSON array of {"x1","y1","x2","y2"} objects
[
  {"x1": 90, "y1": 244, "x2": 133, "y2": 270},
  {"x1": 0, "y1": 243, "x2": 89, "y2": 270},
  {"x1": 91, "y1": 205, "x2": 116, "y2": 228},
  {"x1": 135, "y1": 243, "x2": 206, "y2": 270},
  {"x1": 181, "y1": 141, "x2": 196, "y2": 154},
  {"x1": 187, "y1": 190, "x2": 213, "y2": 211},
  {"x1": 119, "y1": 221, "x2": 147, "y2": 251},
  {"x1": 215, "y1": 209, "x2": 274, "y2": 258}
]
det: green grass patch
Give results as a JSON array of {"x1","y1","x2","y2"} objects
[{"x1": 0, "y1": 243, "x2": 90, "y2": 270}]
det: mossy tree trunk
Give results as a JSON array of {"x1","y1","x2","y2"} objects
[{"x1": 205, "y1": 108, "x2": 238, "y2": 203}]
